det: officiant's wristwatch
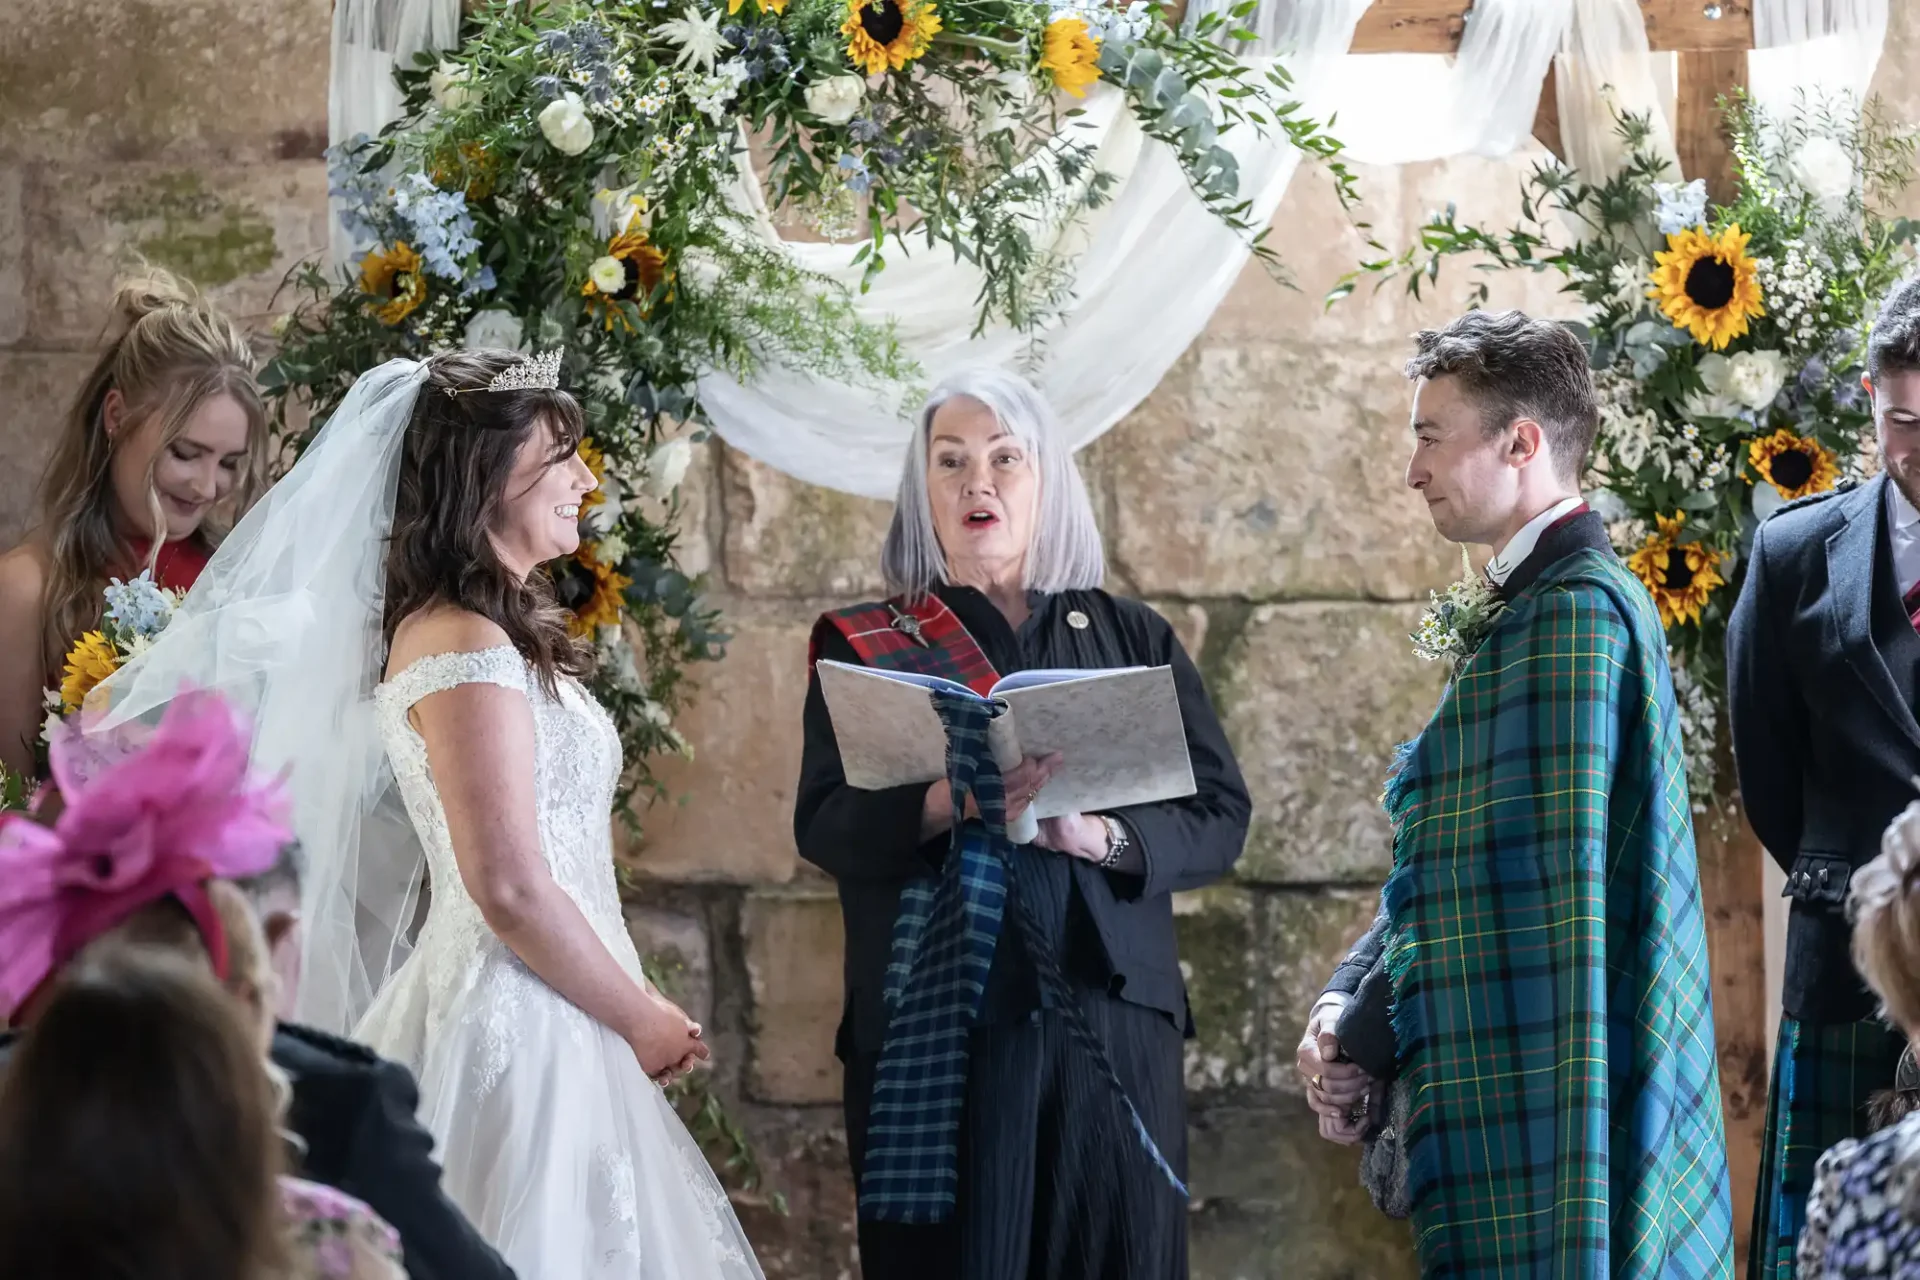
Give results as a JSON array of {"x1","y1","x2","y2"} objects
[{"x1": 1096, "y1": 815, "x2": 1130, "y2": 870}]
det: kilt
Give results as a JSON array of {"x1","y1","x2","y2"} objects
[{"x1": 1748, "y1": 1015, "x2": 1904, "y2": 1280}]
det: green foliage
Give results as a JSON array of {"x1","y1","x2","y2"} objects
[{"x1": 1335, "y1": 93, "x2": 1918, "y2": 807}]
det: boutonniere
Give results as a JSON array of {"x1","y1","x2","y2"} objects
[{"x1": 1411, "y1": 549, "x2": 1506, "y2": 678}]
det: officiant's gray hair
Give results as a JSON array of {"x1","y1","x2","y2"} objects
[{"x1": 881, "y1": 367, "x2": 1105, "y2": 600}]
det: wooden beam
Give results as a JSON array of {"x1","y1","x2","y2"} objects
[
  {"x1": 1532, "y1": 62, "x2": 1563, "y2": 157},
  {"x1": 1677, "y1": 49, "x2": 1747, "y2": 205},
  {"x1": 1348, "y1": 0, "x2": 1755, "y2": 54}
]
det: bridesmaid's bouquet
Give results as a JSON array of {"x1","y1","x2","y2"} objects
[{"x1": 46, "y1": 570, "x2": 183, "y2": 724}]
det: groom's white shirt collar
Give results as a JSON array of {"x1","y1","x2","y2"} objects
[{"x1": 1485, "y1": 496, "x2": 1586, "y2": 588}]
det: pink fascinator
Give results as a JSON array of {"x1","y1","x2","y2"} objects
[{"x1": 0, "y1": 691, "x2": 292, "y2": 1022}]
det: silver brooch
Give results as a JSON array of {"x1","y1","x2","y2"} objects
[{"x1": 1067, "y1": 610, "x2": 1090, "y2": 630}]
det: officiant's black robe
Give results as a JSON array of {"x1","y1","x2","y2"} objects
[{"x1": 795, "y1": 585, "x2": 1251, "y2": 1280}]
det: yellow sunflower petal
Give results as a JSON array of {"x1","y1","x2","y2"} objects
[
  {"x1": 1747, "y1": 428, "x2": 1837, "y2": 501},
  {"x1": 1041, "y1": 17, "x2": 1102, "y2": 98},
  {"x1": 59, "y1": 631, "x2": 121, "y2": 713},
  {"x1": 1647, "y1": 224, "x2": 1765, "y2": 350},
  {"x1": 1625, "y1": 512, "x2": 1725, "y2": 628}
]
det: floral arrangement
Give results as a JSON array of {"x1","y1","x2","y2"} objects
[
  {"x1": 265, "y1": 0, "x2": 1351, "y2": 824},
  {"x1": 1345, "y1": 97, "x2": 1918, "y2": 812},
  {"x1": 48, "y1": 572, "x2": 184, "y2": 726},
  {"x1": 1410, "y1": 547, "x2": 1506, "y2": 680}
]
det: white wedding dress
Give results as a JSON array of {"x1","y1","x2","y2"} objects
[{"x1": 354, "y1": 645, "x2": 764, "y2": 1280}]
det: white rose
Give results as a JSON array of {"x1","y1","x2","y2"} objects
[
  {"x1": 804, "y1": 75, "x2": 866, "y2": 126},
  {"x1": 1686, "y1": 353, "x2": 1746, "y2": 419},
  {"x1": 463, "y1": 308, "x2": 526, "y2": 352},
  {"x1": 1723, "y1": 349, "x2": 1789, "y2": 410},
  {"x1": 642, "y1": 437, "x2": 694, "y2": 500},
  {"x1": 1789, "y1": 135, "x2": 1854, "y2": 207},
  {"x1": 538, "y1": 93, "x2": 596, "y2": 156},
  {"x1": 589, "y1": 255, "x2": 628, "y2": 295},
  {"x1": 429, "y1": 60, "x2": 479, "y2": 111}
]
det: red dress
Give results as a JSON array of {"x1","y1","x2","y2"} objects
[{"x1": 120, "y1": 536, "x2": 212, "y2": 593}]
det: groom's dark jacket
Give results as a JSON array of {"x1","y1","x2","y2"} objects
[
  {"x1": 1728, "y1": 473, "x2": 1920, "y2": 1024},
  {"x1": 0, "y1": 1021, "x2": 516, "y2": 1280}
]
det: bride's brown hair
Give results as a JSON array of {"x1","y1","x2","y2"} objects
[{"x1": 383, "y1": 351, "x2": 592, "y2": 693}]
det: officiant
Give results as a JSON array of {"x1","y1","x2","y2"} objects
[{"x1": 793, "y1": 367, "x2": 1250, "y2": 1280}]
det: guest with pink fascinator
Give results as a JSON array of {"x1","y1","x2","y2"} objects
[
  {"x1": 0, "y1": 691, "x2": 406, "y2": 1280},
  {"x1": 0, "y1": 695, "x2": 516, "y2": 1280}
]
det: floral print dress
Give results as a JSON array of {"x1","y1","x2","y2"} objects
[
  {"x1": 1798, "y1": 1112, "x2": 1920, "y2": 1278},
  {"x1": 281, "y1": 1177, "x2": 404, "y2": 1280}
]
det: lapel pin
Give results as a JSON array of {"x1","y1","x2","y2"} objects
[{"x1": 1067, "y1": 610, "x2": 1090, "y2": 630}]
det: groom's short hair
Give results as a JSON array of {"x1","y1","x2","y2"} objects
[
  {"x1": 1869, "y1": 277, "x2": 1920, "y2": 380},
  {"x1": 1405, "y1": 309, "x2": 1599, "y2": 481}
]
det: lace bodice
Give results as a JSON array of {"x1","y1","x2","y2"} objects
[{"x1": 374, "y1": 646, "x2": 632, "y2": 981}]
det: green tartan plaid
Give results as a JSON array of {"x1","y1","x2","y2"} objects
[
  {"x1": 1748, "y1": 1015, "x2": 1903, "y2": 1280},
  {"x1": 1381, "y1": 549, "x2": 1734, "y2": 1278}
]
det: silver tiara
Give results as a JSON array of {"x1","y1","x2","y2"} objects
[{"x1": 447, "y1": 349, "x2": 563, "y2": 396}]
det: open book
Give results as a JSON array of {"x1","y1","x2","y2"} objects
[{"x1": 815, "y1": 660, "x2": 1197, "y2": 843}]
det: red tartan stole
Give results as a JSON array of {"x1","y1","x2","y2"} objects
[{"x1": 809, "y1": 595, "x2": 999, "y2": 696}]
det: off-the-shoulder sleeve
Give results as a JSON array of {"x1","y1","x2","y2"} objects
[{"x1": 378, "y1": 647, "x2": 530, "y2": 715}]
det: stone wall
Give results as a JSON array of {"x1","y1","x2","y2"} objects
[{"x1": 5, "y1": 3, "x2": 1919, "y2": 1276}]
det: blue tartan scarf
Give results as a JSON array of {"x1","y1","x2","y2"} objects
[{"x1": 856, "y1": 689, "x2": 1186, "y2": 1223}]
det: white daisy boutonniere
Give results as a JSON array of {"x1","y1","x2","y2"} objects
[{"x1": 1411, "y1": 549, "x2": 1506, "y2": 678}]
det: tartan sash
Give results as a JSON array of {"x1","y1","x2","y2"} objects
[
  {"x1": 809, "y1": 595, "x2": 999, "y2": 696},
  {"x1": 856, "y1": 689, "x2": 1188, "y2": 1223}
]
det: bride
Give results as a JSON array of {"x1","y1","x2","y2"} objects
[{"x1": 87, "y1": 351, "x2": 764, "y2": 1279}]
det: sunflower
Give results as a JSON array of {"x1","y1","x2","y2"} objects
[
  {"x1": 427, "y1": 141, "x2": 499, "y2": 201},
  {"x1": 1041, "y1": 16, "x2": 1101, "y2": 98},
  {"x1": 579, "y1": 436, "x2": 609, "y2": 512},
  {"x1": 581, "y1": 228, "x2": 669, "y2": 332},
  {"x1": 359, "y1": 242, "x2": 428, "y2": 326},
  {"x1": 1647, "y1": 224, "x2": 1765, "y2": 350},
  {"x1": 1748, "y1": 428, "x2": 1838, "y2": 501},
  {"x1": 561, "y1": 542, "x2": 632, "y2": 638},
  {"x1": 728, "y1": 0, "x2": 788, "y2": 14},
  {"x1": 59, "y1": 631, "x2": 120, "y2": 713},
  {"x1": 1626, "y1": 512, "x2": 1726, "y2": 628},
  {"x1": 842, "y1": 0, "x2": 942, "y2": 76}
]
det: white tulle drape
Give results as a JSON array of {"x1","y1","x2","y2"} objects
[
  {"x1": 320, "y1": 0, "x2": 1889, "y2": 501},
  {"x1": 695, "y1": 2, "x2": 1373, "y2": 498},
  {"x1": 697, "y1": 0, "x2": 1655, "y2": 496},
  {"x1": 328, "y1": 0, "x2": 462, "y2": 272}
]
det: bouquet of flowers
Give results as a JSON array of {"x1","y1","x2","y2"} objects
[
  {"x1": 1343, "y1": 96, "x2": 1918, "y2": 811},
  {"x1": 0, "y1": 572, "x2": 184, "y2": 816},
  {"x1": 266, "y1": 0, "x2": 1353, "y2": 823},
  {"x1": 47, "y1": 571, "x2": 184, "y2": 725}
]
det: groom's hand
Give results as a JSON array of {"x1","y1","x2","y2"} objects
[{"x1": 1298, "y1": 997, "x2": 1373, "y2": 1146}]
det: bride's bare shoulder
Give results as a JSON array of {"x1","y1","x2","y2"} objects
[{"x1": 385, "y1": 605, "x2": 513, "y2": 680}]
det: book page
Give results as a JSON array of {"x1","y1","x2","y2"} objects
[
  {"x1": 814, "y1": 660, "x2": 956, "y2": 789},
  {"x1": 1003, "y1": 666, "x2": 1195, "y2": 818}
]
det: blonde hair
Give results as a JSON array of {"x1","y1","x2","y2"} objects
[
  {"x1": 79, "y1": 880, "x2": 276, "y2": 1047},
  {"x1": 1851, "y1": 836, "x2": 1920, "y2": 1035},
  {"x1": 35, "y1": 268, "x2": 268, "y2": 676},
  {"x1": 1850, "y1": 819, "x2": 1920, "y2": 1213}
]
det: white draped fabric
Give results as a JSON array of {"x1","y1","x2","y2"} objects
[
  {"x1": 695, "y1": 2, "x2": 1372, "y2": 498},
  {"x1": 328, "y1": 0, "x2": 462, "y2": 272},
  {"x1": 322, "y1": 1, "x2": 1890, "y2": 498}
]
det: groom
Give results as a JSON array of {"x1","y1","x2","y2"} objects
[{"x1": 1297, "y1": 310, "x2": 1734, "y2": 1275}]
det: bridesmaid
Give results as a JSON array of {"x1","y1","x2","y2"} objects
[{"x1": 0, "y1": 269, "x2": 267, "y2": 773}]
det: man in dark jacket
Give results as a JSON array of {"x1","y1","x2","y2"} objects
[{"x1": 1731, "y1": 277, "x2": 1920, "y2": 1280}]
